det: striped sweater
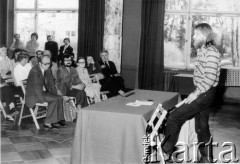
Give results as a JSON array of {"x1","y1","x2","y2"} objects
[{"x1": 193, "y1": 45, "x2": 221, "y2": 96}]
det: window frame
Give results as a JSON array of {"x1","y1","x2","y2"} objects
[{"x1": 165, "y1": 0, "x2": 240, "y2": 69}]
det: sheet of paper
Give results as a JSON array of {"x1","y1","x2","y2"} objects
[{"x1": 126, "y1": 100, "x2": 153, "y2": 107}]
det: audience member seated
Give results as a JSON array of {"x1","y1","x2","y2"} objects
[
  {"x1": 12, "y1": 48, "x2": 22, "y2": 67},
  {"x1": 76, "y1": 57, "x2": 101, "y2": 103},
  {"x1": 42, "y1": 50, "x2": 58, "y2": 80},
  {"x1": 0, "y1": 47, "x2": 24, "y2": 98},
  {"x1": 86, "y1": 55, "x2": 102, "y2": 74},
  {"x1": 9, "y1": 34, "x2": 25, "y2": 59},
  {"x1": 56, "y1": 54, "x2": 88, "y2": 109},
  {"x1": 26, "y1": 32, "x2": 39, "y2": 57},
  {"x1": 85, "y1": 55, "x2": 104, "y2": 82},
  {"x1": 0, "y1": 76, "x2": 19, "y2": 121},
  {"x1": 13, "y1": 50, "x2": 32, "y2": 88},
  {"x1": 44, "y1": 35, "x2": 58, "y2": 63},
  {"x1": 29, "y1": 50, "x2": 43, "y2": 67},
  {"x1": 25, "y1": 54, "x2": 66, "y2": 129},
  {"x1": 59, "y1": 38, "x2": 73, "y2": 64},
  {"x1": 98, "y1": 50, "x2": 125, "y2": 97},
  {"x1": 0, "y1": 47, "x2": 15, "y2": 77}
]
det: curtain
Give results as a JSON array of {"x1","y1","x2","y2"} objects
[
  {"x1": 138, "y1": 0, "x2": 165, "y2": 91},
  {"x1": 77, "y1": 0, "x2": 105, "y2": 61},
  {"x1": 0, "y1": 0, "x2": 7, "y2": 47},
  {"x1": 0, "y1": 0, "x2": 14, "y2": 48}
]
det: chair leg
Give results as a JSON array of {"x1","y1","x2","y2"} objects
[
  {"x1": 34, "y1": 106, "x2": 39, "y2": 116},
  {"x1": 18, "y1": 99, "x2": 25, "y2": 125},
  {"x1": 101, "y1": 94, "x2": 107, "y2": 101},
  {"x1": 29, "y1": 107, "x2": 40, "y2": 129},
  {"x1": 0, "y1": 100, "x2": 7, "y2": 119}
]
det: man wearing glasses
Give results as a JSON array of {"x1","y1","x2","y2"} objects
[
  {"x1": 25, "y1": 54, "x2": 66, "y2": 129},
  {"x1": 56, "y1": 54, "x2": 88, "y2": 109}
]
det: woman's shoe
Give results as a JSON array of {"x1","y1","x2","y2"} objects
[
  {"x1": 44, "y1": 123, "x2": 60, "y2": 129},
  {"x1": 6, "y1": 115, "x2": 14, "y2": 121}
]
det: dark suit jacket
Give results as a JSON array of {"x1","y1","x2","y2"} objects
[
  {"x1": 25, "y1": 65, "x2": 57, "y2": 108},
  {"x1": 59, "y1": 45, "x2": 73, "y2": 61},
  {"x1": 98, "y1": 60, "x2": 118, "y2": 78},
  {"x1": 45, "y1": 41, "x2": 59, "y2": 62}
]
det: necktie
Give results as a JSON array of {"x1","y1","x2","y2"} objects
[
  {"x1": 44, "y1": 76, "x2": 49, "y2": 92},
  {"x1": 105, "y1": 61, "x2": 109, "y2": 68}
]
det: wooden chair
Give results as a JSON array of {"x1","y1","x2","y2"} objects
[
  {"x1": 18, "y1": 80, "x2": 48, "y2": 129},
  {"x1": 0, "y1": 99, "x2": 7, "y2": 119}
]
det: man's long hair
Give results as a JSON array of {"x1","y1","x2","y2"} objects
[{"x1": 195, "y1": 23, "x2": 216, "y2": 47}]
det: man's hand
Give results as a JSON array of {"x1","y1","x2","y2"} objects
[
  {"x1": 114, "y1": 73, "x2": 121, "y2": 77},
  {"x1": 78, "y1": 83, "x2": 85, "y2": 90},
  {"x1": 101, "y1": 65, "x2": 106, "y2": 69},
  {"x1": 185, "y1": 92, "x2": 198, "y2": 104},
  {"x1": 57, "y1": 89, "x2": 62, "y2": 95},
  {"x1": 72, "y1": 84, "x2": 85, "y2": 90},
  {"x1": 42, "y1": 102, "x2": 48, "y2": 106}
]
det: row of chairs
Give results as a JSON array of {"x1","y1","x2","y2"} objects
[
  {"x1": 18, "y1": 80, "x2": 109, "y2": 129},
  {"x1": 1, "y1": 79, "x2": 108, "y2": 129}
]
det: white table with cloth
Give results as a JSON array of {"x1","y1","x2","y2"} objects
[{"x1": 71, "y1": 89, "x2": 196, "y2": 164}]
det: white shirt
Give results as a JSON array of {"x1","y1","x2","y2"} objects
[{"x1": 13, "y1": 63, "x2": 32, "y2": 86}]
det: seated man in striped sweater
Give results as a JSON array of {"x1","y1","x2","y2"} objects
[{"x1": 161, "y1": 23, "x2": 221, "y2": 163}]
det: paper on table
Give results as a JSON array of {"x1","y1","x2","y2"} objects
[{"x1": 126, "y1": 100, "x2": 153, "y2": 107}]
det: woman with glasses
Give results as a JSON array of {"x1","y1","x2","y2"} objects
[{"x1": 76, "y1": 57, "x2": 101, "y2": 103}]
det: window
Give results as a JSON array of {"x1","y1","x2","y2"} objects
[
  {"x1": 15, "y1": 0, "x2": 123, "y2": 66},
  {"x1": 104, "y1": 0, "x2": 123, "y2": 72},
  {"x1": 164, "y1": 0, "x2": 240, "y2": 69},
  {"x1": 15, "y1": 0, "x2": 78, "y2": 58}
]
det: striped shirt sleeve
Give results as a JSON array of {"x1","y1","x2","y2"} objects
[{"x1": 194, "y1": 47, "x2": 220, "y2": 96}]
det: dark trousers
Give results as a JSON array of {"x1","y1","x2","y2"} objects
[
  {"x1": 162, "y1": 87, "x2": 215, "y2": 162},
  {"x1": 66, "y1": 89, "x2": 88, "y2": 108},
  {"x1": 100, "y1": 76, "x2": 125, "y2": 97},
  {"x1": 43, "y1": 92, "x2": 64, "y2": 124},
  {"x1": 0, "y1": 86, "x2": 15, "y2": 113}
]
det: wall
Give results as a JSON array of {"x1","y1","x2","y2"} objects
[{"x1": 121, "y1": 0, "x2": 142, "y2": 89}]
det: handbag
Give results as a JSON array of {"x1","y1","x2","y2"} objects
[{"x1": 63, "y1": 99, "x2": 77, "y2": 122}]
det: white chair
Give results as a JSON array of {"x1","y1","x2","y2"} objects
[
  {"x1": 18, "y1": 80, "x2": 48, "y2": 129},
  {"x1": 0, "y1": 99, "x2": 7, "y2": 119},
  {"x1": 90, "y1": 74, "x2": 109, "y2": 101}
]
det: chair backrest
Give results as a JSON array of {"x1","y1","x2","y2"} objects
[
  {"x1": 19, "y1": 80, "x2": 27, "y2": 96},
  {"x1": 146, "y1": 104, "x2": 167, "y2": 138}
]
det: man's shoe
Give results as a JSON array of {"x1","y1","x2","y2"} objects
[
  {"x1": 58, "y1": 120, "x2": 67, "y2": 127},
  {"x1": 44, "y1": 123, "x2": 60, "y2": 129}
]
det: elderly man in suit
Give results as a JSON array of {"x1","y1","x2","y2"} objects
[
  {"x1": 98, "y1": 50, "x2": 125, "y2": 97},
  {"x1": 25, "y1": 54, "x2": 66, "y2": 129}
]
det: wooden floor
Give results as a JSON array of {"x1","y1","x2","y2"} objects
[{"x1": 1, "y1": 101, "x2": 240, "y2": 164}]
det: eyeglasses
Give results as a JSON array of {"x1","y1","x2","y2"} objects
[
  {"x1": 41, "y1": 62, "x2": 50, "y2": 66},
  {"x1": 64, "y1": 59, "x2": 71, "y2": 62},
  {"x1": 78, "y1": 62, "x2": 85, "y2": 64}
]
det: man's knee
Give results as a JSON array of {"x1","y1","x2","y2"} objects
[{"x1": 77, "y1": 90, "x2": 87, "y2": 97}]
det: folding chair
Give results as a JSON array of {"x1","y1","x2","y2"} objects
[
  {"x1": 18, "y1": 80, "x2": 48, "y2": 129},
  {"x1": 145, "y1": 100, "x2": 186, "y2": 163},
  {"x1": 0, "y1": 99, "x2": 7, "y2": 119},
  {"x1": 100, "y1": 91, "x2": 109, "y2": 101},
  {"x1": 90, "y1": 74, "x2": 109, "y2": 102}
]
